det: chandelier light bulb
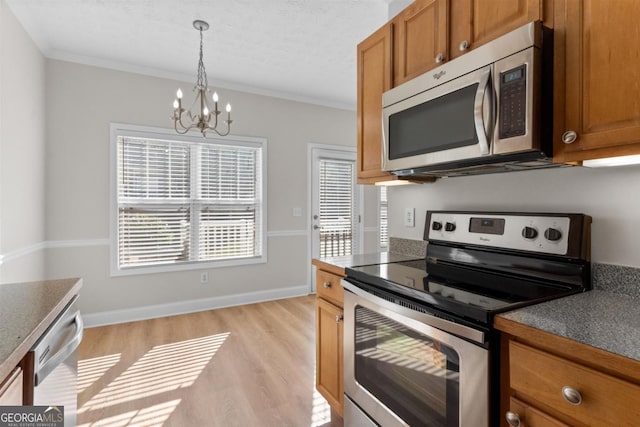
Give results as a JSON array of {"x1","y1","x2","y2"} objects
[
  {"x1": 213, "y1": 92, "x2": 219, "y2": 102},
  {"x1": 176, "y1": 88, "x2": 183, "y2": 99},
  {"x1": 173, "y1": 99, "x2": 179, "y2": 109},
  {"x1": 203, "y1": 106, "x2": 209, "y2": 116},
  {"x1": 226, "y1": 104, "x2": 231, "y2": 113}
]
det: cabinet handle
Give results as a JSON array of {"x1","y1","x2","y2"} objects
[
  {"x1": 505, "y1": 411, "x2": 521, "y2": 427},
  {"x1": 336, "y1": 314, "x2": 344, "y2": 323},
  {"x1": 435, "y1": 53, "x2": 445, "y2": 64},
  {"x1": 562, "y1": 130, "x2": 577, "y2": 144},
  {"x1": 323, "y1": 281, "x2": 332, "y2": 289},
  {"x1": 562, "y1": 386, "x2": 583, "y2": 405},
  {"x1": 459, "y1": 40, "x2": 470, "y2": 51}
]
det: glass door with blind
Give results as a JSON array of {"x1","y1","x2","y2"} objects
[{"x1": 310, "y1": 147, "x2": 361, "y2": 289}]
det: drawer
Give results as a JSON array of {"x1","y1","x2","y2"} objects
[
  {"x1": 508, "y1": 397, "x2": 569, "y2": 427},
  {"x1": 509, "y1": 341, "x2": 640, "y2": 426},
  {"x1": 316, "y1": 270, "x2": 344, "y2": 306}
]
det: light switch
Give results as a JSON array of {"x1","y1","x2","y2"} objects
[
  {"x1": 404, "y1": 208, "x2": 415, "y2": 227},
  {"x1": 293, "y1": 207, "x2": 302, "y2": 217}
]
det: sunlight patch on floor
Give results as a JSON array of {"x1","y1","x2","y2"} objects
[
  {"x1": 78, "y1": 353, "x2": 122, "y2": 394},
  {"x1": 310, "y1": 366, "x2": 332, "y2": 427},
  {"x1": 77, "y1": 399, "x2": 181, "y2": 427},
  {"x1": 78, "y1": 332, "x2": 229, "y2": 419},
  {"x1": 311, "y1": 389, "x2": 332, "y2": 427}
]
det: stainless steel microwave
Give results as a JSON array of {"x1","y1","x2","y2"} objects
[{"x1": 382, "y1": 21, "x2": 555, "y2": 177}]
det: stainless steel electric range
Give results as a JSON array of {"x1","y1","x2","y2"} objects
[{"x1": 342, "y1": 211, "x2": 591, "y2": 427}]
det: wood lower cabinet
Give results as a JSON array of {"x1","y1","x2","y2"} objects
[
  {"x1": 553, "y1": 0, "x2": 640, "y2": 162},
  {"x1": 508, "y1": 397, "x2": 570, "y2": 427},
  {"x1": 312, "y1": 263, "x2": 345, "y2": 416},
  {"x1": 496, "y1": 317, "x2": 640, "y2": 427},
  {"x1": 0, "y1": 366, "x2": 23, "y2": 406},
  {"x1": 316, "y1": 297, "x2": 344, "y2": 415}
]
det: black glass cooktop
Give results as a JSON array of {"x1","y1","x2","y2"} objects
[{"x1": 346, "y1": 258, "x2": 582, "y2": 325}]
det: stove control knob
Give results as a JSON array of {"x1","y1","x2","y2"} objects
[
  {"x1": 544, "y1": 227, "x2": 563, "y2": 241},
  {"x1": 432, "y1": 221, "x2": 443, "y2": 231},
  {"x1": 445, "y1": 222, "x2": 456, "y2": 232},
  {"x1": 521, "y1": 226, "x2": 538, "y2": 239}
]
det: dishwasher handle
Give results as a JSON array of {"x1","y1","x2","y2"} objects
[{"x1": 35, "y1": 312, "x2": 84, "y2": 386}]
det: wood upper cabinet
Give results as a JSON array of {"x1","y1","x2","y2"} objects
[
  {"x1": 553, "y1": 0, "x2": 640, "y2": 163},
  {"x1": 449, "y1": 0, "x2": 543, "y2": 61},
  {"x1": 394, "y1": 0, "x2": 448, "y2": 86},
  {"x1": 357, "y1": 23, "x2": 395, "y2": 183}
]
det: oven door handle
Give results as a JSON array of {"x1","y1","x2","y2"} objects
[
  {"x1": 474, "y1": 65, "x2": 493, "y2": 156},
  {"x1": 342, "y1": 280, "x2": 486, "y2": 345}
]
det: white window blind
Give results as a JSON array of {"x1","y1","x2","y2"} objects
[
  {"x1": 115, "y1": 132, "x2": 264, "y2": 271},
  {"x1": 319, "y1": 159, "x2": 354, "y2": 257},
  {"x1": 379, "y1": 186, "x2": 389, "y2": 249}
]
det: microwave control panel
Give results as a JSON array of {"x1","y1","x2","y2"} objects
[{"x1": 499, "y1": 64, "x2": 527, "y2": 139}]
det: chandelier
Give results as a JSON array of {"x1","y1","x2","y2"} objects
[{"x1": 172, "y1": 20, "x2": 232, "y2": 136}]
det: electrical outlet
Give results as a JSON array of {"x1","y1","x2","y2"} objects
[
  {"x1": 404, "y1": 208, "x2": 415, "y2": 227},
  {"x1": 200, "y1": 272, "x2": 209, "y2": 284}
]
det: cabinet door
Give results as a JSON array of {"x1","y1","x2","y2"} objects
[
  {"x1": 395, "y1": 0, "x2": 448, "y2": 85},
  {"x1": 507, "y1": 397, "x2": 570, "y2": 427},
  {"x1": 449, "y1": 0, "x2": 542, "y2": 60},
  {"x1": 357, "y1": 24, "x2": 394, "y2": 183},
  {"x1": 554, "y1": 0, "x2": 640, "y2": 162},
  {"x1": 315, "y1": 297, "x2": 344, "y2": 416}
]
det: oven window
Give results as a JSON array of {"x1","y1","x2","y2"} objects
[
  {"x1": 354, "y1": 306, "x2": 460, "y2": 427},
  {"x1": 389, "y1": 84, "x2": 478, "y2": 160}
]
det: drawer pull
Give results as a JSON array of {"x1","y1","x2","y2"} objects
[
  {"x1": 562, "y1": 386, "x2": 583, "y2": 405},
  {"x1": 323, "y1": 281, "x2": 332, "y2": 289},
  {"x1": 505, "y1": 411, "x2": 521, "y2": 427}
]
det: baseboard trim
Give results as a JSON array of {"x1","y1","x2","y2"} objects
[{"x1": 82, "y1": 285, "x2": 311, "y2": 328}]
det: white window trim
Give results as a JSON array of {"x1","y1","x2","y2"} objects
[{"x1": 109, "y1": 123, "x2": 268, "y2": 276}]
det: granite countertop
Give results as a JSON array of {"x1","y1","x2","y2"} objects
[
  {"x1": 0, "y1": 278, "x2": 82, "y2": 382},
  {"x1": 497, "y1": 289, "x2": 640, "y2": 362}
]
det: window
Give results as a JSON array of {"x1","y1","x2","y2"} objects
[
  {"x1": 111, "y1": 124, "x2": 266, "y2": 274},
  {"x1": 379, "y1": 186, "x2": 389, "y2": 250}
]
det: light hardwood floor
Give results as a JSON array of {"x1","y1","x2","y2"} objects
[{"x1": 78, "y1": 295, "x2": 344, "y2": 427}]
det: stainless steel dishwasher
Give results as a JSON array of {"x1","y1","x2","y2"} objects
[{"x1": 30, "y1": 296, "x2": 83, "y2": 427}]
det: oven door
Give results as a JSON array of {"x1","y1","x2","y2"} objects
[
  {"x1": 343, "y1": 281, "x2": 489, "y2": 427},
  {"x1": 382, "y1": 64, "x2": 495, "y2": 173}
]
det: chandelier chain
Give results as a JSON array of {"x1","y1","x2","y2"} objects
[{"x1": 197, "y1": 27, "x2": 208, "y2": 89}]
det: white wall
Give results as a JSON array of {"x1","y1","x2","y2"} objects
[
  {"x1": 0, "y1": 0, "x2": 46, "y2": 283},
  {"x1": 44, "y1": 60, "x2": 376, "y2": 319},
  {"x1": 388, "y1": 165, "x2": 640, "y2": 267}
]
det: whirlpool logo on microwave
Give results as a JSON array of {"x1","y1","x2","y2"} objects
[
  {"x1": 433, "y1": 70, "x2": 446, "y2": 80},
  {"x1": 0, "y1": 406, "x2": 64, "y2": 427}
]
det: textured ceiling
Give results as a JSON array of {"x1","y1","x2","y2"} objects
[{"x1": 6, "y1": 0, "x2": 390, "y2": 109}]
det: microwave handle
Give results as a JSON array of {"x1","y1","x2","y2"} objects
[{"x1": 474, "y1": 66, "x2": 492, "y2": 155}]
